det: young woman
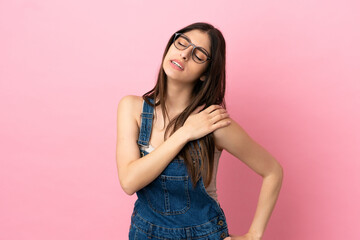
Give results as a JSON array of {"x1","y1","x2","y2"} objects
[{"x1": 116, "y1": 22, "x2": 283, "y2": 240}]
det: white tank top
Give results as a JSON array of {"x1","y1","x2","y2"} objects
[{"x1": 140, "y1": 144, "x2": 222, "y2": 204}]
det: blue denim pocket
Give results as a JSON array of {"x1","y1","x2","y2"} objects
[{"x1": 144, "y1": 174, "x2": 190, "y2": 215}]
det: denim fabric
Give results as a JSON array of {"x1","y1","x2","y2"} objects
[{"x1": 129, "y1": 98, "x2": 229, "y2": 239}]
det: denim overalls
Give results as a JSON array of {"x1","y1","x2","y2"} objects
[{"x1": 129, "y1": 98, "x2": 230, "y2": 240}]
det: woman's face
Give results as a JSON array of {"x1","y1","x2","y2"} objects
[{"x1": 162, "y1": 29, "x2": 211, "y2": 84}]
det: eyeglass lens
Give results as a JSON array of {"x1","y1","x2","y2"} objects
[{"x1": 174, "y1": 35, "x2": 209, "y2": 63}]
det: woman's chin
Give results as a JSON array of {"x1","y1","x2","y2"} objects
[{"x1": 163, "y1": 67, "x2": 181, "y2": 80}]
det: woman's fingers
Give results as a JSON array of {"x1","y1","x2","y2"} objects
[
  {"x1": 206, "y1": 107, "x2": 229, "y2": 124},
  {"x1": 200, "y1": 105, "x2": 230, "y2": 130},
  {"x1": 208, "y1": 108, "x2": 228, "y2": 117},
  {"x1": 211, "y1": 117, "x2": 231, "y2": 131},
  {"x1": 208, "y1": 107, "x2": 227, "y2": 116},
  {"x1": 210, "y1": 111, "x2": 229, "y2": 124},
  {"x1": 204, "y1": 104, "x2": 223, "y2": 114},
  {"x1": 192, "y1": 104, "x2": 225, "y2": 115},
  {"x1": 183, "y1": 104, "x2": 229, "y2": 141}
]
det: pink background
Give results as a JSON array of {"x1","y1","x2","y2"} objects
[{"x1": 1, "y1": 0, "x2": 359, "y2": 239}]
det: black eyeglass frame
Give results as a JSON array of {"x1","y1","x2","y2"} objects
[{"x1": 173, "y1": 32, "x2": 212, "y2": 64}]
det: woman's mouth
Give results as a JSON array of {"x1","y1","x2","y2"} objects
[{"x1": 170, "y1": 60, "x2": 184, "y2": 71}]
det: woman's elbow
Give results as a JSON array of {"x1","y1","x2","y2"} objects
[
  {"x1": 266, "y1": 161, "x2": 284, "y2": 180},
  {"x1": 119, "y1": 176, "x2": 136, "y2": 196},
  {"x1": 272, "y1": 163, "x2": 284, "y2": 184}
]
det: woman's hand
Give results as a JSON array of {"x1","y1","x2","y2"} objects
[
  {"x1": 224, "y1": 232, "x2": 262, "y2": 240},
  {"x1": 182, "y1": 104, "x2": 230, "y2": 141}
]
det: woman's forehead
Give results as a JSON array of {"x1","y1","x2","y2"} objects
[{"x1": 182, "y1": 30, "x2": 211, "y2": 53}]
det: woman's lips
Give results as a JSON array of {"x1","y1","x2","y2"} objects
[{"x1": 170, "y1": 60, "x2": 184, "y2": 71}]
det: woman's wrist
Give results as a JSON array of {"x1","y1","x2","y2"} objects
[
  {"x1": 176, "y1": 126, "x2": 191, "y2": 144},
  {"x1": 246, "y1": 230, "x2": 263, "y2": 239}
]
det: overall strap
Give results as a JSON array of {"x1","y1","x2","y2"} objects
[{"x1": 137, "y1": 98, "x2": 154, "y2": 147}]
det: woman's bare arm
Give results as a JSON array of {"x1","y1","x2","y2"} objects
[
  {"x1": 116, "y1": 95, "x2": 230, "y2": 195},
  {"x1": 213, "y1": 118, "x2": 283, "y2": 239}
]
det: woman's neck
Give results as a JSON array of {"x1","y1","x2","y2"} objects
[{"x1": 163, "y1": 78, "x2": 195, "y2": 113}]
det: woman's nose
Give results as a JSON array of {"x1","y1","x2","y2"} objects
[{"x1": 180, "y1": 47, "x2": 193, "y2": 61}]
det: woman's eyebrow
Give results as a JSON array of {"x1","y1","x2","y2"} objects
[
  {"x1": 182, "y1": 33, "x2": 208, "y2": 51},
  {"x1": 182, "y1": 33, "x2": 192, "y2": 42}
]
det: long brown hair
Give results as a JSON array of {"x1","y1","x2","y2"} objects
[{"x1": 142, "y1": 22, "x2": 226, "y2": 188}]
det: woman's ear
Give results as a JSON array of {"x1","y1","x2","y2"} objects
[{"x1": 200, "y1": 74, "x2": 206, "y2": 81}]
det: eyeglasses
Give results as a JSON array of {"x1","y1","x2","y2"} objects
[{"x1": 173, "y1": 32, "x2": 211, "y2": 64}]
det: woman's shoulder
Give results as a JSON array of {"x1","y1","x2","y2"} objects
[
  {"x1": 117, "y1": 95, "x2": 143, "y2": 128},
  {"x1": 118, "y1": 95, "x2": 143, "y2": 106}
]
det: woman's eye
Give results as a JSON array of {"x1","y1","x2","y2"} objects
[{"x1": 195, "y1": 55, "x2": 203, "y2": 61}]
